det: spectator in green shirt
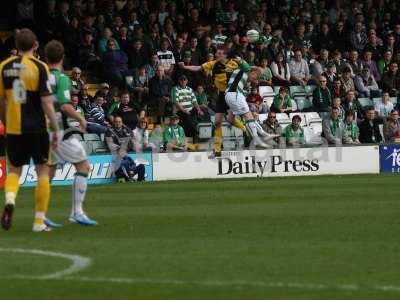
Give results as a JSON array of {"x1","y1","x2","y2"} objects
[
  {"x1": 258, "y1": 58, "x2": 272, "y2": 86},
  {"x1": 195, "y1": 85, "x2": 212, "y2": 120},
  {"x1": 271, "y1": 86, "x2": 293, "y2": 113},
  {"x1": 163, "y1": 115, "x2": 187, "y2": 151},
  {"x1": 343, "y1": 111, "x2": 360, "y2": 144},
  {"x1": 66, "y1": 94, "x2": 85, "y2": 128},
  {"x1": 377, "y1": 50, "x2": 392, "y2": 76},
  {"x1": 171, "y1": 75, "x2": 203, "y2": 140},
  {"x1": 285, "y1": 115, "x2": 305, "y2": 146}
]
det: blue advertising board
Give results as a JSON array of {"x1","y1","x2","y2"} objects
[
  {"x1": 380, "y1": 145, "x2": 400, "y2": 173},
  {"x1": 20, "y1": 152, "x2": 153, "y2": 187}
]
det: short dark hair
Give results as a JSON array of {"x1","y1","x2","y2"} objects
[
  {"x1": 292, "y1": 115, "x2": 301, "y2": 121},
  {"x1": 345, "y1": 110, "x2": 355, "y2": 118},
  {"x1": 16, "y1": 28, "x2": 37, "y2": 51},
  {"x1": 44, "y1": 40, "x2": 65, "y2": 64}
]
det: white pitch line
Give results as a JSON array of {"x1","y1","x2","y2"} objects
[
  {"x1": 1, "y1": 248, "x2": 400, "y2": 294},
  {"x1": 0, "y1": 248, "x2": 91, "y2": 279}
]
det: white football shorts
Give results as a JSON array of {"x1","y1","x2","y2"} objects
[
  {"x1": 225, "y1": 91, "x2": 250, "y2": 116},
  {"x1": 51, "y1": 135, "x2": 87, "y2": 165}
]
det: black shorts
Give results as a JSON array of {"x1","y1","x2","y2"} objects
[
  {"x1": 6, "y1": 132, "x2": 50, "y2": 167},
  {"x1": 215, "y1": 91, "x2": 229, "y2": 114}
]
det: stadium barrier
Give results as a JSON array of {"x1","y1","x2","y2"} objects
[
  {"x1": 380, "y1": 144, "x2": 400, "y2": 173},
  {"x1": 2, "y1": 145, "x2": 381, "y2": 187},
  {"x1": 19, "y1": 153, "x2": 153, "y2": 187},
  {"x1": 152, "y1": 146, "x2": 380, "y2": 180}
]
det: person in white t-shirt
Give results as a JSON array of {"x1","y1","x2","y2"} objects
[
  {"x1": 157, "y1": 38, "x2": 175, "y2": 75},
  {"x1": 375, "y1": 92, "x2": 393, "y2": 118}
]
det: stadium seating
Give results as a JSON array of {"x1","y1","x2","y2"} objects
[
  {"x1": 389, "y1": 97, "x2": 398, "y2": 105},
  {"x1": 295, "y1": 97, "x2": 313, "y2": 111},
  {"x1": 358, "y1": 97, "x2": 374, "y2": 108},
  {"x1": 289, "y1": 85, "x2": 307, "y2": 99},
  {"x1": 197, "y1": 122, "x2": 213, "y2": 140}
]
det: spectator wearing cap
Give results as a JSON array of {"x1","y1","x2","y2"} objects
[
  {"x1": 313, "y1": 75, "x2": 332, "y2": 114},
  {"x1": 285, "y1": 115, "x2": 305, "y2": 147},
  {"x1": 343, "y1": 111, "x2": 361, "y2": 144},
  {"x1": 157, "y1": 38, "x2": 176, "y2": 75},
  {"x1": 70, "y1": 67, "x2": 85, "y2": 95},
  {"x1": 374, "y1": 92, "x2": 393, "y2": 119},
  {"x1": 271, "y1": 86, "x2": 293, "y2": 113},
  {"x1": 355, "y1": 67, "x2": 380, "y2": 98},
  {"x1": 359, "y1": 107, "x2": 382, "y2": 143},
  {"x1": 289, "y1": 49, "x2": 310, "y2": 86},
  {"x1": 163, "y1": 115, "x2": 186, "y2": 151},
  {"x1": 102, "y1": 38, "x2": 130, "y2": 88},
  {"x1": 381, "y1": 62, "x2": 400, "y2": 97},
  {"x1": 171, "y1": 75, "x2": 203, "y2": 140},
  {"x1": 262, "y1": 111, "x2": 283, "y2": 147},
  {"x1": 322, "y1": 107, "x2": 344, "y2": 145},
  {"x1": 271, "y1": 52, "x2": 291, "y2": 86},
  {"x1": 148, "y1": 65, "x2": 173, "y2": 124},
  {"x1": 132, "y1": 117, "x2": 155, "y2": 152}
]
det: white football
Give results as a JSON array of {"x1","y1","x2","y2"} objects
[{"x1": 246, "y1": 29, "x2": 260, "y2": 43}]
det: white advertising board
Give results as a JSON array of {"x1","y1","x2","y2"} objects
[{"x1": 153, "y1": 146, "x2": 380, "y2": 181}]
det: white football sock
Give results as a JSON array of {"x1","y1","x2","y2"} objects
[
  {"x1": 72, "y1": 173, "x2": 88, "y2": 216},
  {"x1": 245, "y1": 121, "x2": 258, "y2": 138}
]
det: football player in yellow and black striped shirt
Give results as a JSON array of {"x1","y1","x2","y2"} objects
[
  {"x1": 180, "y1": 47, "x2": 246, "y2": 156},
  {"x1": 0, "y1": 28, "x2": 60, "y2": 232}
]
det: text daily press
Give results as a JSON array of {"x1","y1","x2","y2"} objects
[{"x1": 217, "y1": 155, "x2": 320, "y2": 176}]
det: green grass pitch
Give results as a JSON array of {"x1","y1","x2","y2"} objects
[{"x1": 0, "y1": 174, "x2": 399, "y2": 300}]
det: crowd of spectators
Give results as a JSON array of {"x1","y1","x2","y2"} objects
[{"x1": 3, "y1": 0, "x2": 400, "y2": 151}]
